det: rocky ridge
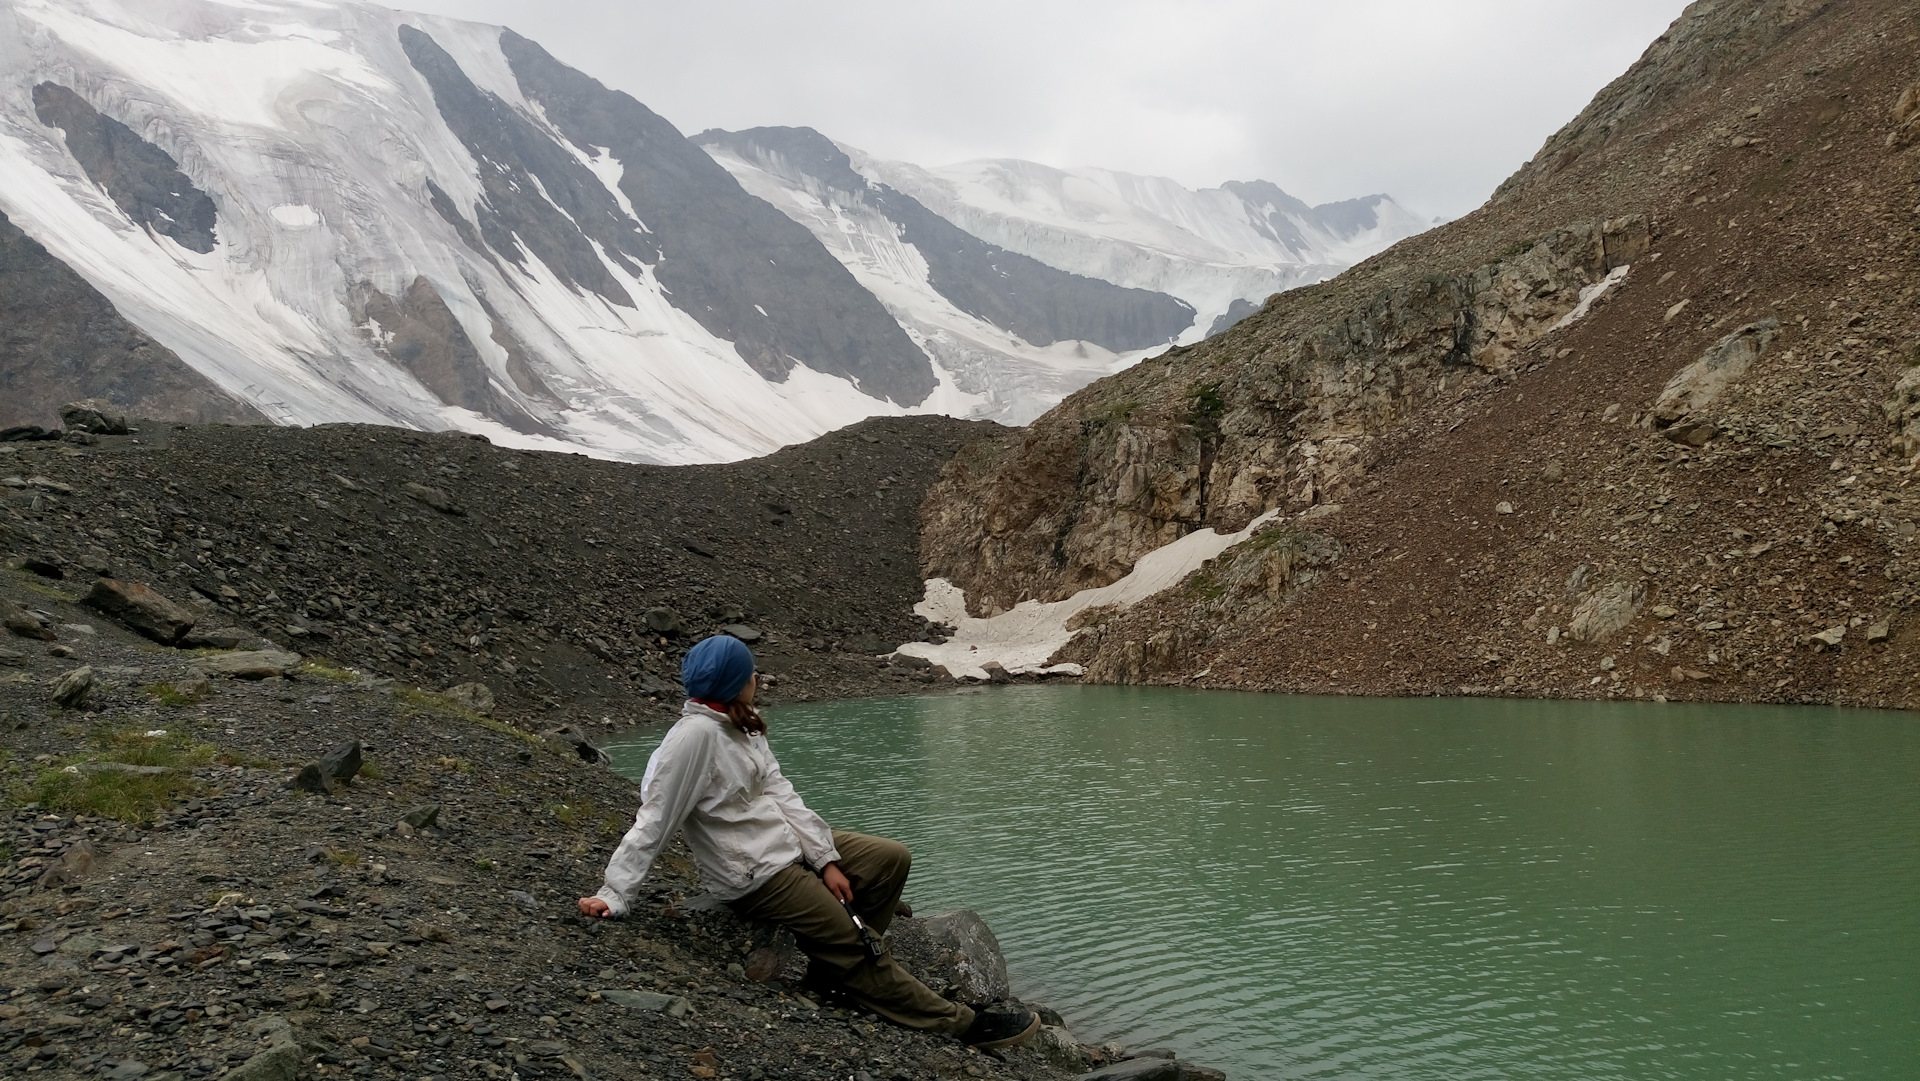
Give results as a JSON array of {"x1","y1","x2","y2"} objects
[{"x1": 922, "y1": 0, "x2": 1920, "y2": 710}]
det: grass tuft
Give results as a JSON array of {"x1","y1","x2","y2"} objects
[
  {"x1": 396, "y1": 686, "x2": 541, "y2": 746},
  {"x1": 144, "y1": 681, "x2": 209, "y2": 707},
  {"x1": 17, "y1": 726, "x2": 237, "y2": 824},
  {"x1": 298, "y1": 659, "x2": 361, "y2": 683}
]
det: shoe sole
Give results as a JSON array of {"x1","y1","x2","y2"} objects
[{"x1": 968, "y1": 1011, "x2": 1041, "y2": 1050}]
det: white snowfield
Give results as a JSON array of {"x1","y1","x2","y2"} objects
[
  {"x1": 896, "y1": 508, "x2": 1285, "y2": 680},
  {"x1": 858, "y1": 154, "x2": 1433, "y2": 338},
  {"x1": 0, "y1": 0, "x2": 919, "y2": 463}
]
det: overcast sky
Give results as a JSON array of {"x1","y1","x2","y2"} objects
[{"x1": 396, "y1": 1, "x2": 1693, "y2": 220}]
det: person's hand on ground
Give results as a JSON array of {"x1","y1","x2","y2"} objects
[
  {"x1": 822, "y1": 862, "x2": 854, "y2": 903},
  {"x1": 578, "y1": 896, "x2": 611, "y2": 918}
]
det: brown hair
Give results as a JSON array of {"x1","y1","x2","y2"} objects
[{"x1": 725, "y1": 700, "x2": 766, "y2": 737}]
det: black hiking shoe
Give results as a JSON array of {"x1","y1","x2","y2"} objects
[{"x1": 963, "y1": 1006, "x2": 1040, "y2": 1049}]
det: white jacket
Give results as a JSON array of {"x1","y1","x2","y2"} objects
[{"x1": 593, "y1": 701, "x2": 840, "y2": 916}]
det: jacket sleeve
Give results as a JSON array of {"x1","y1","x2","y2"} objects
[
  {"x1": 764, "y1": 750, "x2": 842, "y2": 871},
  {"x1": 593, "y1": 723, "x2": 716, "y2": 917}
]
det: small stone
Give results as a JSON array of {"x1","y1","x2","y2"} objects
[
  {"x1": 51, "y1": 665, "x2": 94, "y2": 708},
  {"x1": 642, "y1": 607, "x2": 683, "y2": 635},
  {"x1": 288, "y1": 764, "x2": 332, "y2": 794},
  {"x1": 980, "y1": 661, "x2": 1012, "y2": 684},
  {"x1": 442, "y1": 682, "x2": 495, "y2": 715},
  {"x1": 400, "y1": 804, "x2": 440, "y2": 829},
  {"x1": 318, "y1": 740, "x2": 363, "y2": 784},
  {"x1": 83, "y1": 578, "x2": 197, "y2": 644},
  {"x1": 508, "y1": 890, "x2": 541, "y2": 913},
  {"x1": 401, "y1": 482, "x2": 463, "y2": 515},
  {"x1": 1652, "y1": 605, "x2": 1678, "y2": 619},
  {"x1": 1494, "y1": 501, "x2": 1514, "y2": 515},
  {"x1": 1599, "y1": 656, "x2": 1616, "y2": 671},
  {"x1": 1540, "y1": 461, "x2": 1566, "y2": 483},
  {"x1": 600, "y1": 989, "x2": 691, "y2": 1017},
  {"x1": 719, "y1": 623, "x2": 762, "y2": 643},
  {"x1": 37, "y1": 839, "x2": 95, "y2": 888},
  {"x1": 104, "y1": 1061, "x2": 150, "y2": 1081},
  {"x1": 179, "y1": 627, "x2": 248, "y2": 650},
  {"x1": 1812, "y1": 626, "x2": 1846, "y2": 648},
  {"x1": 1867, "y1": 620, "x2": 1891, "y2": 643},
  {"x1": 1661, "y1": 419, "x2": 1718, "y2": 448},
  {"x1": 1, "y1": 597, "x2": 55, "y2": 640}
]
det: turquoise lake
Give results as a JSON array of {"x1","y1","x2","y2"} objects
[{"x1": 603, "y1": 685, "x2": 1920, "y2": 1080}]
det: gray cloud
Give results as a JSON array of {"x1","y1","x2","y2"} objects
[{"x1": 395, "y1": 0, "x2": 1692, "y2": 219}]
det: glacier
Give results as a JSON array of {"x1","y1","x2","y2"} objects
[{"x1": 0, "y1": 0, "x2": 1433, "y2": 461}]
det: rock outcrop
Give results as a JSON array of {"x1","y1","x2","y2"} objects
[{"x1": 923, "y1": 217, "x2": 1648, "y2": 615}]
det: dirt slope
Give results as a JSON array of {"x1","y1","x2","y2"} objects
[{"x1": 922, "y1": 0, "x2": 1920, "y2": 708}]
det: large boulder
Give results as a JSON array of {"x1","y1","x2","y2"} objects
[
  {"x1": 1648, "y1": 319, "x2": 1778, "y2": 427},
  {"x1": 1568, "y1": 580, "x2": 1647, "y2": 644},
  {"x1": 888, "y1": 909, "x2": 1010, "y2": 1004},
  {"x1": 83, "y1": 578, "x2": 197, "y2": 644},
  {"x1": 58, "y1": 399, "x2": 129, "y2": 435}
]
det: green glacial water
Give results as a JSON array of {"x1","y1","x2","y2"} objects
[{"x1": 603, "y1": 686, "x2": 1920, "y2": 1080}]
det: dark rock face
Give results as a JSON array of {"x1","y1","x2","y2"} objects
[
  {"x1": 396, "y1": 28, "x2": 639, "y2": 309},
  {"x1": 347, "y1": 276, "x2": 552, "y2": 434},
  {"x1": 699, "y1": 127, "x2": 1197, "y2": 352},
  {"x1": 0, "y1": 208, "x2": 262, "y2": 430},
  {"x1": 1206, "y1": 297, "x2": 1260, "y2": 337},
  {"x1": 31, "y1": 83, "x2": 218, "y2": 253},
  {"x1": 396, "y1": 26, "x2": 935, "y2": 406}
]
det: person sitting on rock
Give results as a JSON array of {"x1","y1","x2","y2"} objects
[{"x1": 578, "y1": 633, "x2": 1038, "y2": 1049}]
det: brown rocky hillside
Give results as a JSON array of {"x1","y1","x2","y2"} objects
[{"x1": 922, "y1": 0, "x2": 1920, "y2": 709}]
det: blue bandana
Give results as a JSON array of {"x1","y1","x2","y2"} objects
[{"x1": 681, "y1": 634, "x2": 756, "y2": 702}]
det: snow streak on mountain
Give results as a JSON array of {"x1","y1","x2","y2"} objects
[{"x1": 0, "y1": 0, "x2": 1431, "y2": 460}]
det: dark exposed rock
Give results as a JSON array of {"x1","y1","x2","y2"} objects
[
  {"x1": 0, "y1": 209, "x2": 262, "y2": 430},
  {"x1": 318, "y1": 740, "x2": 363, "y2": 784},
  {"x1": 349, "y1": 278, "x2": 552, "y2": 436},
  {"x1": 642, "y1": 607, "x2": 683, "y2": 635},
  {"x1": 400, "y1": 804, "x2": 440, "y2": 829},
  {"x1": 83, "y1": 578, "x2": 197, "y2": 644},
  {"x1": 1206, "y1": 297, "x2": 1261, "y2": 337},
  {"x1": 31, "y1": 83, "x2": 217, "y2": 253}
]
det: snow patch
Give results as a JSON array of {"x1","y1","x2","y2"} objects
[
  {"x1": 269, "y1": 203, "x2": 319, "y2": 228},
  {"x1": 1548, "y1": 264, "x2": 1630, "y2": 334},
  {"x1": 896, "y1": 508, "x2": 1285, "y2": 679}
]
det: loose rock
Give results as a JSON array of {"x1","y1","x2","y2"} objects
[{"x1": 83, "y1": 578, "x2": 198, "y2": 644}]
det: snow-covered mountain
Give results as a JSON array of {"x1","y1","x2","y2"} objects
[
  {"x1": 0, "y1": 0, "x2": 1431, "y2": 460},
  {"x1": 697, "y1": 126, "x2": 1197, "y2": 425},
  {"x1": 862, "y1": 157, "x2": 1433, "y2": 336}
]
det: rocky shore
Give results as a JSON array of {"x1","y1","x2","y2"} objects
[{"x1": 0, "y1": 419, "x2": 1227, "y2": 1081}]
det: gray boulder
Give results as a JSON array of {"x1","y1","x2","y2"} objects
[
  {"x1": 888, "y1": 909, "x2": 1010, "y2": 1004},
  {"x1": 51, "y1": 665, "x2": 93, "y2": 708},
  {"x1": 1, "y1": 597, "x2": 55, "y2": 640},
  {"x1": 643, "y1": 607, "x2": 682, "y2": 635},
  {"x1": 1649, "y1": 318, "x2": 1778, "y2": 427},
  {"x1": 442, "y1": 681, "x2": 495, "y2": 715}
]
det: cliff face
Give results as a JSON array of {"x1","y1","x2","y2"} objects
[{"x1": 923, "y1": 0, "x2": 1920, "y2": 708}]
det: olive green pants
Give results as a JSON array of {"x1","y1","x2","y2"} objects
[{"x1": 730, "y1": 830, "x2": 974, "y2": 1036}]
